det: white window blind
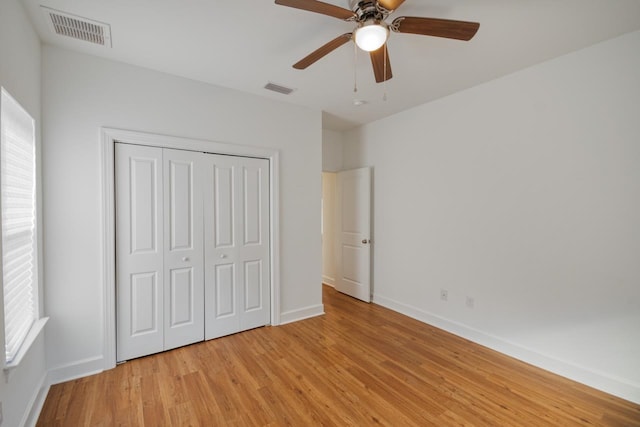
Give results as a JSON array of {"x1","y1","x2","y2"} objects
[{"x1": 0, "y1": 88, "x2": 37, "y2": 364}]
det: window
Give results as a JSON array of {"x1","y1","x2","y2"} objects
[{"x1": 0, "y1": 88, "x2": 38, "y2": 366}]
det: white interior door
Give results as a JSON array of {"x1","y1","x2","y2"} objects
[
  {"x1": 163, "y1": 148, "x2": 205, "y2": 350},
  {"x1": 204, "y1": 155, "x2": 270, "y2": 340},
  {"x1": 116, "y1": 144, "x2": 164, "y2": 361},
  {"x1": 336, "y1": 167, "x2": 371, "y2": 302}
]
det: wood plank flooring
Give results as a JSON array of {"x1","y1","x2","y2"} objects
[{"x1": 38, "y1": 285, "x2": 640, "y2": 426}]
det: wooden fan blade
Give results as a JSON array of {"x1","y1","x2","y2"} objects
[
  {"x1": 392, "y1": 16, "x2": 480, "y2": 41},
  {"x1": 370, "y1": 44, "x2": 393, "y2": 83},
  {"x1": 275, "y1": 0, "x2": 356, "y2": 21},
  {"x1": 293, "y1": 33, "x2": 352, "y2": 69},
  {"x1": 378, "y1": 0, "x2": 405, "y2": 12}
]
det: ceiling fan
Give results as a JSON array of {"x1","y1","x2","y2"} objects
[{"x1": 275, "y1": 0, "x2": 480, "y2": 83}]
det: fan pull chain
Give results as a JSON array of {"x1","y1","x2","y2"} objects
[
  {"x1": 353, "y1": 39, "x2": 358, "y2": 93},
  {"x1": 383, "y1": 43, "x2": 388, "y2": 101}
]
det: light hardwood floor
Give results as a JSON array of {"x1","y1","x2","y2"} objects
[{"x1": 38, "y1": 285, "x2": 640, "y2": 426}]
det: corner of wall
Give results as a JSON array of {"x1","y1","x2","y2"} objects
[
  {"x1": 279, "y1": 304, "x2": 325, "y2": 325},
  {"x1": 322, "y1": 128, "x2": 345, "y2": 172},
  {"x1": 46, "y1": 356, "x2": 106, "y2": 386},
  {"x1": 23, "y1": 377, "x2": 50, "y2": 427}
]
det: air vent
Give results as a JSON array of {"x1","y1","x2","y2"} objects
[
  {"x1": 264, "y1": 82, "x2": 295, "y2": 95},
  {"x1": 41, "y1": 7, "x2": 112, "y2": 47}
]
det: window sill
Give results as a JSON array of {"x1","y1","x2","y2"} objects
[{"x1": 3, "y1": 317, "x2": 49, "y2": 371}]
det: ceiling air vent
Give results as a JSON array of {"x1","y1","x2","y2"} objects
[
  {"x1": 41, "y1": 7, "x2": 112, "y2": 47},
  {"x1": 264, "y1": 82, "x2": 295, "y2": 95}
]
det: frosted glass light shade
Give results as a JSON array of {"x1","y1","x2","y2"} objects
[{"x1": 354, "y1": 22, "x2": 389, "y2": 52}]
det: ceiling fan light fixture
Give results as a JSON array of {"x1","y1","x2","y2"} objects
[{"x1": 354, "y1": 21, "x2": 389, "y2": 52}]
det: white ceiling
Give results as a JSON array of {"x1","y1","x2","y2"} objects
[{"x1": 21, "y1": 0, "x2": 640, "y2": 131}]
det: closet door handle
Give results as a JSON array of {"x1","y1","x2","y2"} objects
[
  {"x1": 182, "y1": 257, "x2": 189, "y2": 262},
  {"x1": 220, "y1": 254, "x2": 227, "y2": 259}
]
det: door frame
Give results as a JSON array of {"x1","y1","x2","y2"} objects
[{"x1": 100, "y1": 127, "x2": 281, "y2": 370}]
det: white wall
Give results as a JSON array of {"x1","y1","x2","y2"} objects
[
  {"x1": 343, "y1": 30, "x2": 640, "y2": 403},
  {"x1": 42, "y1": 46, "x2": 323, "y2": 379},
  {"x1": 322, "y1": 128, "x2": 344, "y2": 172},
  {"x1": 0, "y1": 0, "x2": 48, "y2": 425}
]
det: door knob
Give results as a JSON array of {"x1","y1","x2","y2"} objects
[
  {"x1": 362, "y1": 239, "x2": 370, "y2": 244},
  {"x1": 220, "y1": 254, "x2": 227, "y2": 259},
  {"x1": 182, "y1": 257, "x2": 189, "y2": 262}
]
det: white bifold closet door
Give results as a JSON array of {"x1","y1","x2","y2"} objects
[
  {"x1": 115, "y1": 143, "x2": 269, "y2": 362},
  {"x1": 163, "y1": 148, "x2": 205, "y2": 350},
  {"x1": 115, "y1": 144, "x2": 166, "y2": 361},
  {"x1": 204, "y1": 155, "x2": 270, "y2": 340}
]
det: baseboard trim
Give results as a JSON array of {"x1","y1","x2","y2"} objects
[
  {"x1": 22, "y1": 372, "x2": 49, "y2": 427},
  {"x1": 322, "y1": 276, "x2": 335, "y2": 286},
  {"x1": 279, "y1": 304, "x2": 325, "y2": 325},
  {"x1": 47, "y1": 355, "x2": 105, "y2": 386},
  {"x1": 373, "y1": 293, "x2": 640, "y2": 405}
]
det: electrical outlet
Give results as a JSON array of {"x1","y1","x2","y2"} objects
[
  {"x1": 466, "y1": 297, "x2": 475, "y2": 308},
  {"x1": 440, "y1": 289, "x2": 448, "y2": 301}
]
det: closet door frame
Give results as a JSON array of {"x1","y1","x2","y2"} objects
[{"x1": 101, "y1": 127, "x2": 281, "y2": 370}]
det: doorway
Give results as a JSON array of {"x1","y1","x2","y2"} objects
[{"x1": 322, "y1": 168, "x2": 372, "y2": 302}]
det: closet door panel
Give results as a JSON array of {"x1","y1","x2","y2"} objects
[
  {"x1": 130, "y1": 272, "x2": 159, "y2": 334},
  {"x1": 242, "y1": 166, "x2": 262, "y2": 246},
  {"x1": 213, "y1": 165, "x2": 234, "y2": 248},
  {"x1": 215, "y1": 263, "x2": 236, "y2": 316},
  {"x1": 163, "y1": 149, "x2": 205, "y2": 350},
  {"x1": 244, "y1": 260, "x2": 263, "y2": 311},
  {"x1": 204, "y1": 157, "x2": 241, "y2": 339},
  {"x1": 169, "y1": 267, "x2": 194, "y2": 325},
  {"x1": 116, "y1": 144, "x2": 164, "y2": 362},
  {"x1": 238, "y1": 158, "x2": 270, "y2": 331}
]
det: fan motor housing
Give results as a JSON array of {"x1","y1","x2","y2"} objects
[{"x1": 349, "y1": 0, "x2": 386, "y2": 21}]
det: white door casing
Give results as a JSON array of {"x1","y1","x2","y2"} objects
[
  {"x1": 336, "y1": 167, "x2": 371, "y2": 302},
  {"x1": 115, "y1": 144, "x2": 164, "y2": 361},
  {"x1": 204, "y1": 155, "x2": 270, "y2": 340},
  {"x1": 163, "y1": 148, "x2": 205, "y2": 350}
]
